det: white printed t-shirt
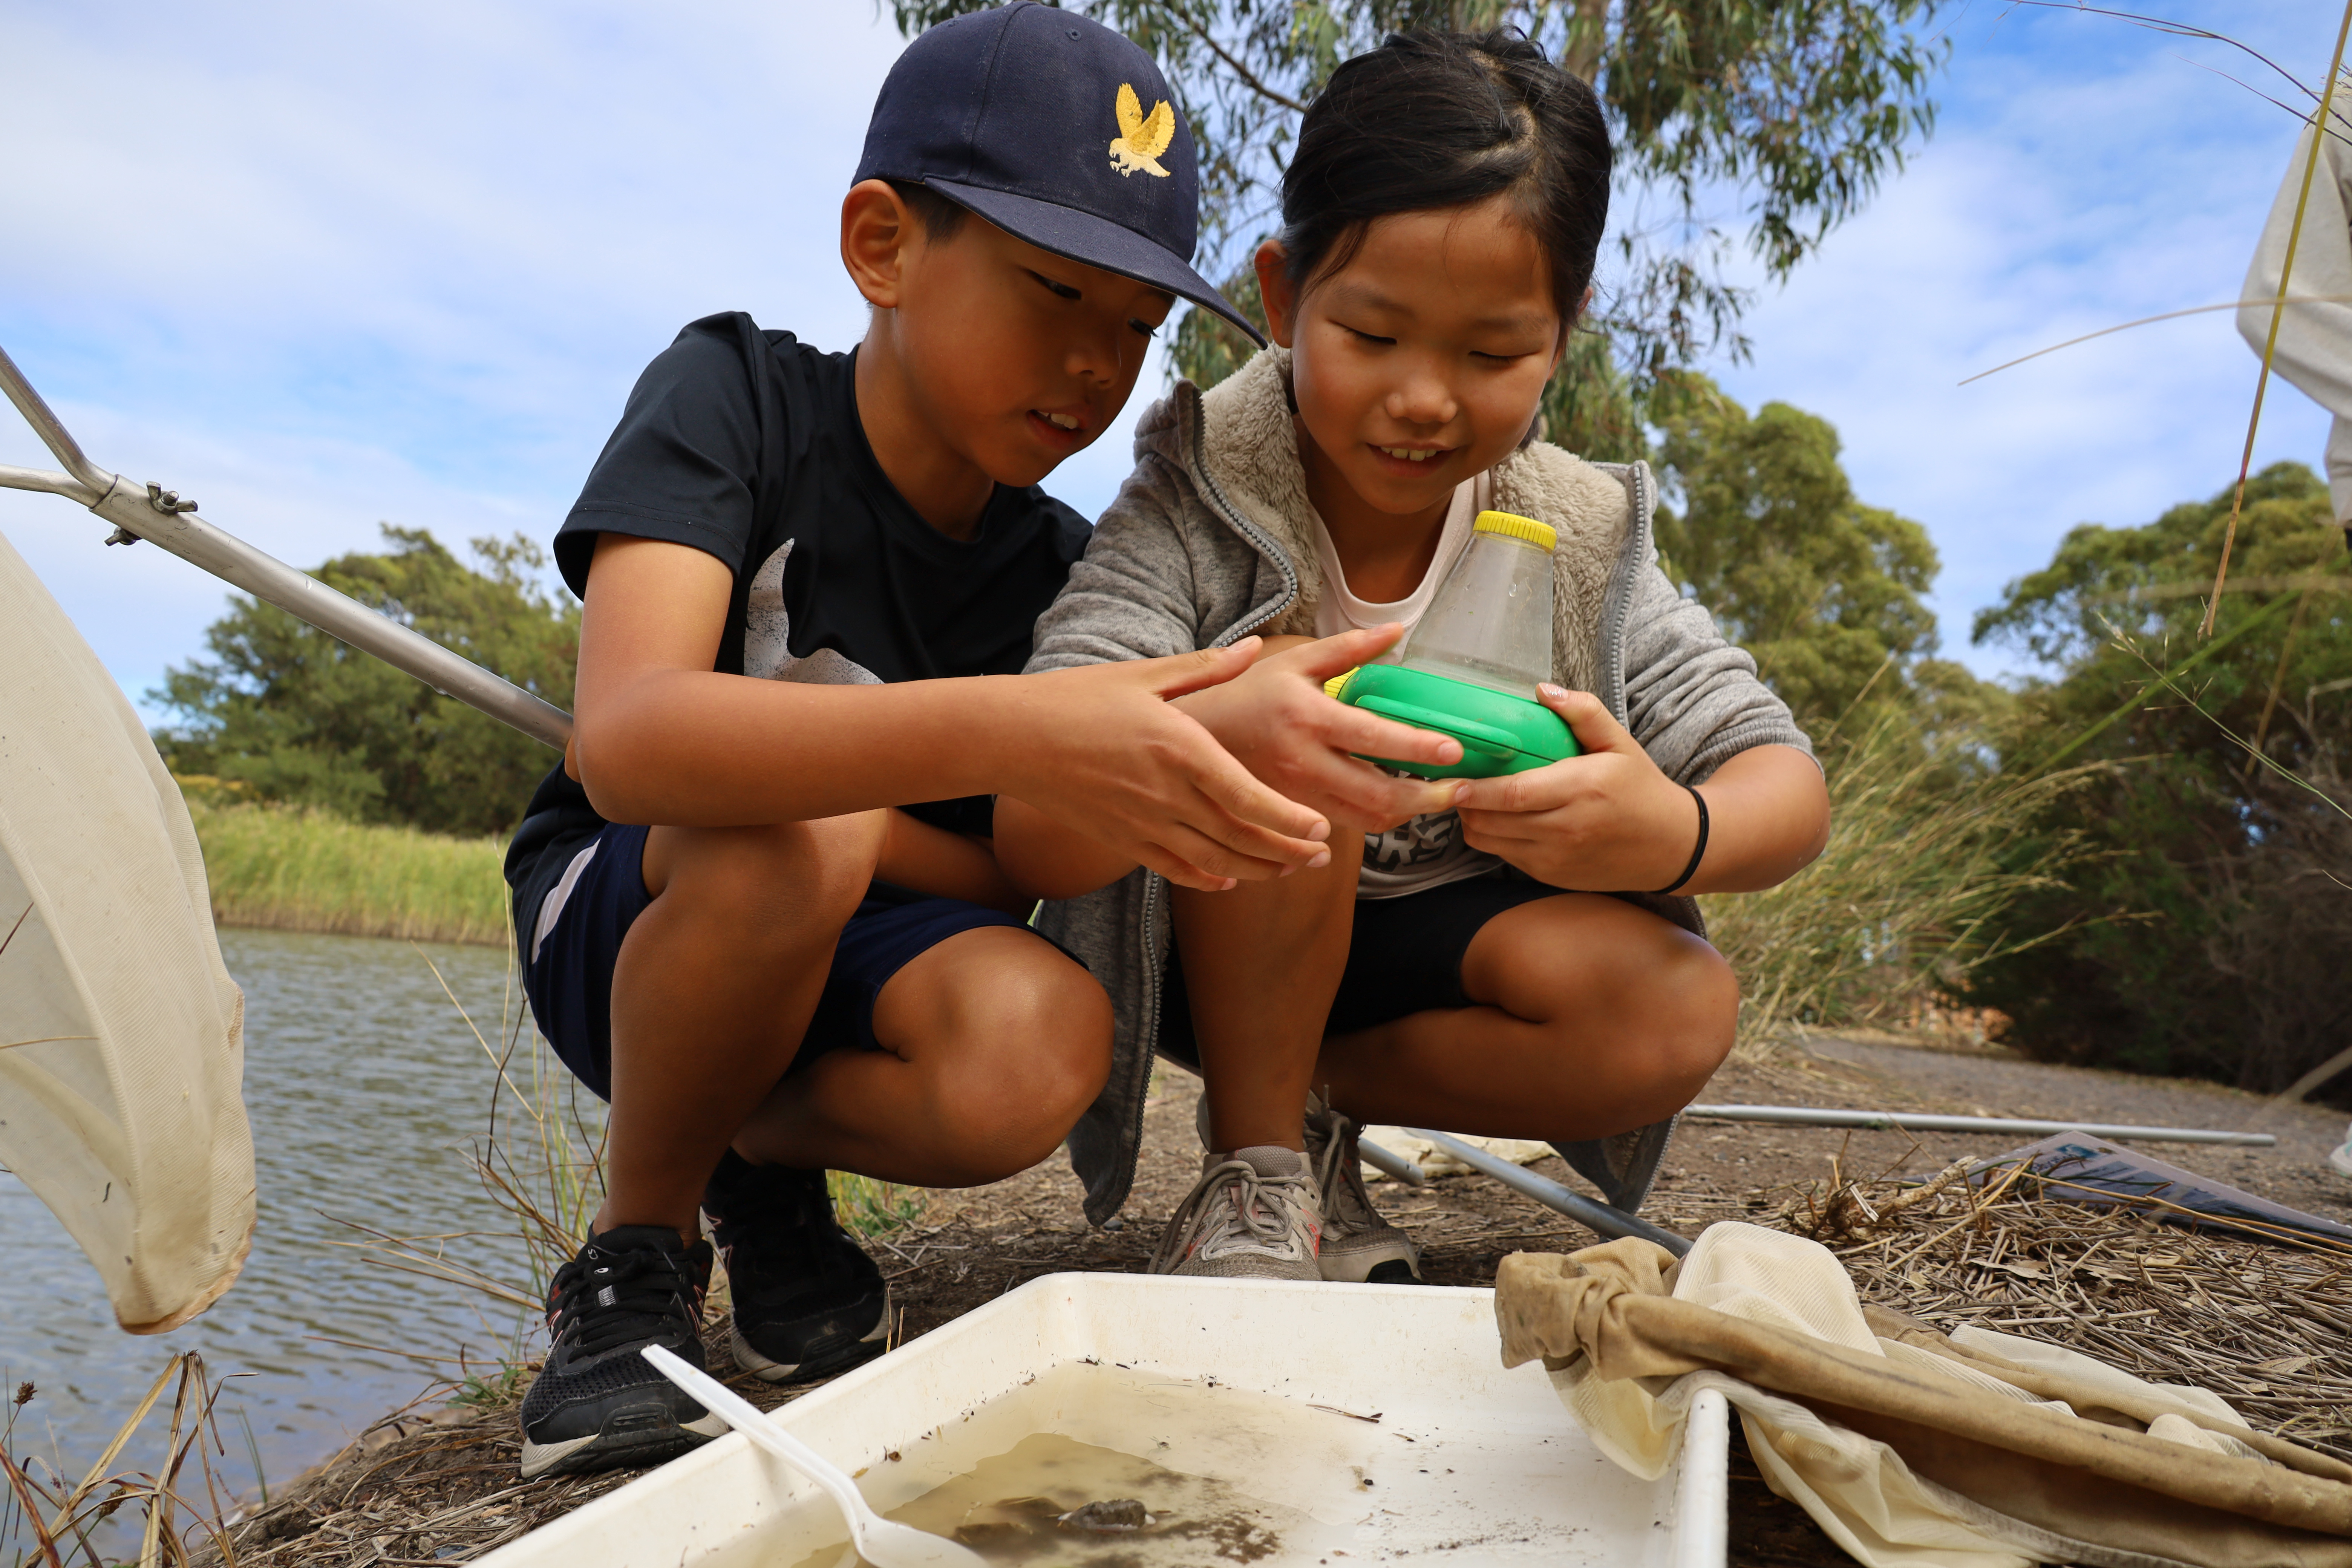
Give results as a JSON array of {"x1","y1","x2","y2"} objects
[{"x1": 1308, "y1": 472, "x2": 1513, "y2": 899}]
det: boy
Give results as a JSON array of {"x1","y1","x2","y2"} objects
[{"x1": 501, "y1": 2, "x2": 1345, "y2": 1479}]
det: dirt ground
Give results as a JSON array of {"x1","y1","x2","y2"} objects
[
  {"x1": 884, "y1": 1032, "x2": 2352, "y2": 1328},
  {"x1": 216, "y1": 1034, "x2": 2352, "y2": 1567}
]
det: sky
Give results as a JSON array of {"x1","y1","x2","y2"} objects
[{"x1": 0, "y1": 0, "x2": 2341, "y2": 720}]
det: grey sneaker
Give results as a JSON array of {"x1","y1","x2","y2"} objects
[
  {"x1": 1303, "y1": 1092, "x2": 1423, "y2": 1284},
  {"x1": 1147, "y1": 1146, "x2": 1323, "y2": 1280}
]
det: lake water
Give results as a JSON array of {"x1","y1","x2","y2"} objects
[{"x1": 1, "y1": 927, "x2": 584, "y2": 1511}]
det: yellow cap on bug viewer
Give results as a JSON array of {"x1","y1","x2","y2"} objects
[{"x1": 1473, "y1": 511, "x2": 1556, "y2": 551}]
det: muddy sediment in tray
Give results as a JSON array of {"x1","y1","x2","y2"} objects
[{"x1": 784, "y1": 1433, "x2": 1310, "y2": 1566}]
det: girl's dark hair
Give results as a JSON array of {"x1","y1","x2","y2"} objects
[{"x1": 1280, "y1": 31, "x2": 1611, "y2": 322}]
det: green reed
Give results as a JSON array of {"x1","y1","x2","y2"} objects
[{"x1": 185, "y1": 793, "x2": 507, "y2": 948}]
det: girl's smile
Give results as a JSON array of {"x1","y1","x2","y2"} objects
[{"x1": 1258, "y1": 193, "x2": 1566, "y2": 591}]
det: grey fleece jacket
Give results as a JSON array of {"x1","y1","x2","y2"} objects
[{"x1": 1026, "y1": 347, "x2": 1812, "y2": 1224}]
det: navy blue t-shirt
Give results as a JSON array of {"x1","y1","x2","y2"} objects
[{"x1": 505, "y1": 312, "x2": 1091, "y2": 915}]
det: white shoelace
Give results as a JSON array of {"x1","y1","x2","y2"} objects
[
  {"x1": 1151, "y1": 1158, "x2": 1318, "y2": 1270},
  {"x1": 1306, "y1": 1109, "x2": 1384, "y2": 1236}
]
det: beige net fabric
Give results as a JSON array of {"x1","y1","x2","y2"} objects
[
  {"x1": 1496, "y1": 1223, "x2": 2352, "y2": 1568},
  {"x1": 0, "y1": 528, "x2": 253, "y2": 1332}
]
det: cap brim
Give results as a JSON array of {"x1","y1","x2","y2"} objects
[{"x1": 926, "y1": 179, "x2": 1268, "y2": 348}]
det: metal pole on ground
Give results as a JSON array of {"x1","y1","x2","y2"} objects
[
  {"x1": 1406, "y1": 1129, "x2": 1694, "y2": 1257},
  {"x1": 1354, "y1": 1134, "x2": 1427, "y2": 1187},
  {"x1": 1682, "y1": 1106, "x2": 2275, "y2": 1148}
]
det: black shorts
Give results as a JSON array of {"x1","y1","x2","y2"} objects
[
  {"x1": 1158, "y1": 871, "x2": 1572, "y2": 1066},
  {"x1": 517, "y1": 822, "x2": 1046, "y2": 1101}
]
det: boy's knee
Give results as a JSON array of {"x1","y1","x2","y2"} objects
[
  {"x1": 933, "y1": 957, "x2": 1112, "y2": 1179},
  {"x1": 650, "y1": 813, "x2": 884, "y2": 937}
]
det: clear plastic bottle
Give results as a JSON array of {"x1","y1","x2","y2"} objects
[{"x1": 1397, "y1": 511, "x2": 1557, "y2": 697}]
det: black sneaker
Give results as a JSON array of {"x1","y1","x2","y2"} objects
[
  {"x1": 702, "y1": 1152, "x2": 890, "y2": 1384},
  {"x1": 517, "y1": 1225, "x2": 727, "y2": 1479}
]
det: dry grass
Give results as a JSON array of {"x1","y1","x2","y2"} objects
[
  {"x1": 190, "y1": 1308, "x2": 876, "y2": 1568},
  {"x1": 207, "y1": 1150, "x2": 2352, "y2": 1567},
  {"x1": 1781, "y1": 1146, "x2": 2352, "y2": 1459},
  {"x1": 343, "y1": 945, "x2": 926, "y2": 1334},
  {"x1": 1705, "y1": 707, "x2": 2099, "y2": 1052},
  {"x1": 4, "y1": 1356, "x2": 248, "y2": 1568},
  {"x1": 195, "y1": 1393, "x2": 635, "y2": 1568},
  {"x1": 190, "y1": 946, "x2": 932, "y2": 1567}
]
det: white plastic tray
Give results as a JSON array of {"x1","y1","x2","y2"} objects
[{"x1": 477, "y1": 1272, "x2": 1727, "y2": 1567}]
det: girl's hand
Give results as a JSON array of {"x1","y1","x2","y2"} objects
[
  {"x1": 1452, "y1": 686, "x2": 1700, "y2": 892},
  {"x1": 1172, "y1": 625, "x2": 1464, "y2": 833}
]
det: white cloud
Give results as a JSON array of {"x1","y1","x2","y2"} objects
[
  {"x1": 2, "y1": 0, "x2": 1182, "y2": 718},
  {"x1": 1707, "y1": 1, "x2": 2340, "y2": 678}
]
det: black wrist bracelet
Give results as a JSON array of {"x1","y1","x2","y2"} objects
[{"x1": 1653, "y1": 784, "x2": 1709, "y2": 896}]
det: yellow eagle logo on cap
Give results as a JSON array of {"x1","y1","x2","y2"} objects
[{"x1": 1109, "y1": 83, "x2": 1174, "y2": 179}]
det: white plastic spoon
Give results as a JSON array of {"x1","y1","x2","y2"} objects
[{"x1": 642, "y1": 1345, "x2": 986, "y2": 1568}]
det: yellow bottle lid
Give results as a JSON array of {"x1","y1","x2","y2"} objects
[
  {"x1": 1473, "y1": 510, "x2": 1556, "y2": 551},
  {"x1": 1323, "y1": 669, "x2": 1358, "y2": 699}
]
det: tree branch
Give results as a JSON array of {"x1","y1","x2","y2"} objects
[
  {"x1": 1165, "y1": 6, "x2": 1308, "y2": 113},
  {"x1": 1563, "y1": 0, "x2": 1609, "y2": 84}
]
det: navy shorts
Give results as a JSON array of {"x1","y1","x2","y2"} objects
[
  {"x1": 519, "y1": 823, "x2": 1046, "y2": 1101},
  {"x1": 1158, "y1": 871, "x2": 1571, "y2": 1067}
]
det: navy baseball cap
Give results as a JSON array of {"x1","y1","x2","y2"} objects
[{"x1": 855, "y1": 1, "x2": 1265, "y2": 344}]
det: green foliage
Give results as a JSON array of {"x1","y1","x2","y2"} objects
[
  {"x1": 1168, "y1": 257, "x2": 1268, "y2": 393},
  {"x1": 893, "y1": 0, "x2": 1945, "y2": 402},
  {"x1": 827, "y1": 1172, "x2": 928, "y2": 1239},
  {"x1": 185, "y1": 794, "x2": 509, "y2": 946},
  {"x1": 450, "y1": 1363, "x2": 534, "y2": 1410},
  {"x1": 1537, "y1": 328, "x2": 1655, "y2": 464},
  {"x1": 1963, "y1": 463, "x2": 2352, "y2": 1094},
  {"x1": 1652, "y1": 381, "x2": 1947, "y2": 727},
  {"x1": 153, "y1": 528, "x2": 577, "y2": 838}
]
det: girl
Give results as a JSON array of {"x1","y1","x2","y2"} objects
[{"x1": 997, "y1": 30, "x2": 1828, "y2": 1281}]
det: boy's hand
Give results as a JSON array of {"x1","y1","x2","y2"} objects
[
  {"x1": 1452, "y1": 686, "x2": 1699, "y2": 892},
  {"x1": 998, "y1": 638, "x2": 1346, "y2": 892},
  {"x1": 1171, "y1": 626, "x2": 1464, "y2": 833}
]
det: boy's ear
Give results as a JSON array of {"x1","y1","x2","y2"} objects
[
  {"x1": 842, "y1": 179, "x2": 920, "y2": 310},
  {"x1": 1254, "y1": 239, "x2": 1298, "y2": 350}
]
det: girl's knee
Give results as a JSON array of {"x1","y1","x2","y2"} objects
[
  {"x1": 1515, "y1": 924, "x2": 1733, "y2": 1111},
  {"x1": 1653, "y1": 937, "x2": 1738, "y2": 1088}
]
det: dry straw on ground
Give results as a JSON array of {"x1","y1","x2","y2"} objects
[
  {"x1": 172, "y1": 1156, "x2": 2352, "y2": 1568},
  {"x1": 1784, "y1": 1149, "x2": 2352, "y2": 1460},
  {"x1": 3, "y1": 1355, "x2": 248, "y2": 1568}
]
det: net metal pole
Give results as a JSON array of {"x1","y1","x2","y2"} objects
[{"x1": 0, "y1": 342, "x2": 573, "y2": 751}]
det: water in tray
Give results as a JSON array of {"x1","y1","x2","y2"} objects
[{"x1": 767, "y1": 1362, "x2": 1367, "y2": 1567}]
